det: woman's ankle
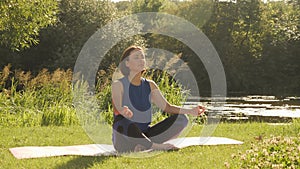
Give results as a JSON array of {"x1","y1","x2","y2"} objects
[{"x1": 151, "y1": 143, "x2": 178, "y2": 151}]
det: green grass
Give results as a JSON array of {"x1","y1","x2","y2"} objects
[{"x1": 1, "y1": 121, "x2": 299, "y2": 169}]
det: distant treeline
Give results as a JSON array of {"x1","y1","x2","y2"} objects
[{"x1": 0, "y1": 0, "x2": 299, "y2": 97}]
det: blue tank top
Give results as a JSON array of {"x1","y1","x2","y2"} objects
[{"x1": 118, "y1": 77, "x2": 152, "y2": 132}]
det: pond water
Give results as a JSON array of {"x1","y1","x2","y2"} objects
[{"x1": 183, "y1": 96, "x2": 300, "y2": 122}]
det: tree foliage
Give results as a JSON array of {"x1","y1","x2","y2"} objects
[
  {"x1": 0, "y1": 0, "x2": 58, "y2": 51},
  {"x1": 201, "y1": 0, "x2": 300, "y2": 95},
  {"x1": 13, "y1": 0, "x2": 145, "y2": 71}
]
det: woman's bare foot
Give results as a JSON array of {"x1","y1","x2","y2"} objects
[
  {"x1": 134, "y1": 144, "x2": 147, "y2": 152},
  {"x1": 151, "y1": 143, "x2": 178, "y2": 151}
]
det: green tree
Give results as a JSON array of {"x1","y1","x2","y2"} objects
[
  {"x1": 231, "y1": 0, "x2": 264, "y2": 58},
  {"x1": 0, "y1": 0, "x2": 58, "y2": 51},
  {"x1": 173, "y1": 0, "x2": 214, "y2": 29},
  {"x1": 12, "y1": 0, "x2": 146, "y2": 72},
  {"x1": 131, "y1": 0, "x2": 167, "y2": 13},
  {"x1": 257, "y1": 1, "x2": 300, "y2": 95},
  {"x1": 17, "y1": 0, "x2": 119, "y2": 70}
]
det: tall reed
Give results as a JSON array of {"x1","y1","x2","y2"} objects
[{"x1": 0, "y1": 65, "x2": 77, "y2": 126}]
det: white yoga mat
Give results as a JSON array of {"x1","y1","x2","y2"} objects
[{"x1": 9, "y1": 137, "x2": 243, "y2": 159}]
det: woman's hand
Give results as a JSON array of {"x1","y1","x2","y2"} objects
[
  {"x1": 120, "y1": 106, "x2": 133, "y2": 118},
  {"x1": 188, "y1": 105, "x2": 206, "y2": 116}
]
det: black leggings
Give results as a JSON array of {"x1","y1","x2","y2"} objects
[{"x1": 112, "y1": 114, "x2": 188, "y2": 153}]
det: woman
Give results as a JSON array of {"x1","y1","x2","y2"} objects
[{"x1": 112, "y1": 45, "x2": 205, "y2": 153}]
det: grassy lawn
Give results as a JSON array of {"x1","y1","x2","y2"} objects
[{"x1": 1, "y1": 122, "x2": 299, "y2": 169}]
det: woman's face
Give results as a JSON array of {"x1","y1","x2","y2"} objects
[{"x1": 126, "y1": 49, "x2": 146, "y2": 74}]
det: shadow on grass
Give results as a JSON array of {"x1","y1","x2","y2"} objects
[{"x1": 55, "y1": 156, "x2": 112, "y2": 169}]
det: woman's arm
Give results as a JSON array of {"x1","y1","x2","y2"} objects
[
  {"x1": 111, "y1": 80, "x2": 133, "y2": 118},
  {"x1": 149, "y1": 80, "x2": 205, "y2": 116}
]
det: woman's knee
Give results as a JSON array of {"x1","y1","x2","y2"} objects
[{"x1": 176, "y1": 114, "x2": 188, "y2": 128}]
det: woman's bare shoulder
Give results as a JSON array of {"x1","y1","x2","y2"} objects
[
  {"x1": 146, "y1": 79, "x2": 159, "y2": 90},
  {"x1": 112, "y1": 79, "x2": 123, "y2": 89}
]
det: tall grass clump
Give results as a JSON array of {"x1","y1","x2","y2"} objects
[
  {"x1": 95, "y1": 67, "x2": 114, "y2": 126},
  {"x1": 0, "y1": 65, "x2": 78, "y2": 127}
]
